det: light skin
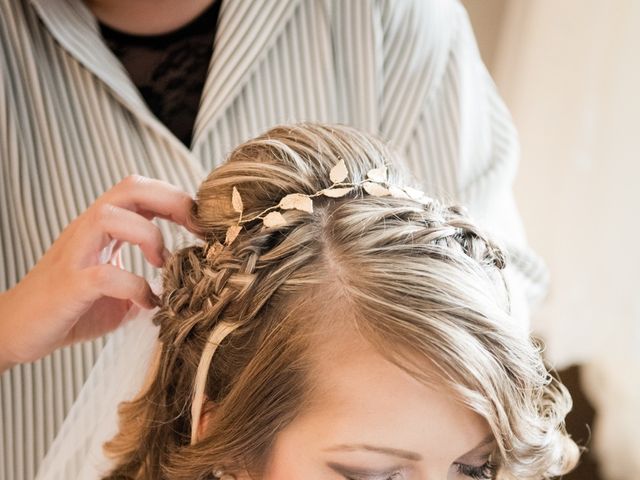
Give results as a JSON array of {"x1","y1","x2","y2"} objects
[
  {"x1": 83, "y1": 0, "x2": 216, "y2": 35},
  {"x1": 203, "y1": 331, "x2": 498, "y2": 480},
  {"x1": 0, "y1": 175, "x2": 199, "y2": 373}
]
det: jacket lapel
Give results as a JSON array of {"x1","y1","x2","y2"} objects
[
  {"x1": 29, "y1": 0, "x2": 197, "y2": 162},
  {"x1": 29, "y1": 0, "x2": 302, "y2": 170},
  {"x1": 191, "y1": 0, "x2": 303, "y2": 146}
]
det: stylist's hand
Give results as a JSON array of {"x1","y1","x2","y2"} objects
[{"x1": 0, "y1": 175, "x2": 199, "y2": 373}]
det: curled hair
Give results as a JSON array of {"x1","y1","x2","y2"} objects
[{"x1": 103, "y1": 123, "x2": 579, "y2": 479}]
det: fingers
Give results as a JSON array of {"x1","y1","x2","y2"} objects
[
  {"x1": 104, "y1": 175, "x2": 197, "y2": 233},
  {"x1": 82, "y1": 264, "x2": 160, "y2": 310},
  {"x1": 89, "y1": 203, "x2": 169, "y2": 268},
  {"x1": 49, "y1": 174, "x2": 198, "y2": 271},
  {"x1": 4, "y1": 175, "x2": 184, "y2": 362}
]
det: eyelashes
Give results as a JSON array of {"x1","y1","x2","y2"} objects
[
  {"x1": 455, "y1": 460, "x2": 497, "y2": 479},
  {"x1": 340, "y1": 460, "x2": 497, "y2": 480},
  {"x1": 343, "y1": 471, "x2": 402, "y2": 480},
  {"x1": 342, "y1": 469, "x2": 403, "y2": 480}
]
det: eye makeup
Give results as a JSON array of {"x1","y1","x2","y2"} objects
[
  {"x1": 327, "y1": 458, "x2": 497, "y2": 480},
  {"x1": 454, "y1": 459, "x2": 497, "y2": 479},
  {"x1": 324, "y1": 436, "x2": 497, "y2": 480},
  {"x1": 327, "y1": 462, "x2": 406, "y2": 480}
]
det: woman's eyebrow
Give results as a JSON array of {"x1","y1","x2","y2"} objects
[
  {"x1": 323, "y1": 434, "x2": 495, "y2": 462},
  {"x1": 323, "y1": 444, "x2": 422, "y2": 461}
]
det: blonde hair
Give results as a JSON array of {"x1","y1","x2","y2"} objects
[{"x1": 104, "y1": 123, "x2": 580, "y2": 479}]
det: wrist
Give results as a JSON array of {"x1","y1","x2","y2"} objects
[{"x1": 0, "y1": 290, "x2": 18, "y2": 374}]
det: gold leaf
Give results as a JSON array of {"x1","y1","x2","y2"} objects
[
  {"x1": 362, "y1": 181, "x2": 390, "y2": 197},
  {"x1": 366, "y1": 166, "x2": 387, "y2": 183},
  {"x1": 206, "y1": 241, "x2": 224, "y2": 260},
  {"x1": 263, "y1": 211, "x2": 287, "y2": 227},
  {"x1": 278, "y1": 193, "x2": 313, "y2": 213},
  {"x1": 321, "y1": 187, "x2": 353, "y2": 198},
  {"x1": 329, "y1": 159, "x2": 349, "y2": 183},
  {"x1": 224, "y1": 225, "x2": 242, "y2": 245},
  {"x1": 231, "y1": 186, "x2": 243, "y2": 213},
  {"x1": 388, "y1": 185, "x2": 410, "y2": 199}
]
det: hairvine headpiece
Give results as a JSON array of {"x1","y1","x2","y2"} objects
[
  {"x1": 192, "y1": 159, "x2": 434, "y2": 444},
  {"x1": 206, "y1": 159, "x2": 433, "y2": 259}
]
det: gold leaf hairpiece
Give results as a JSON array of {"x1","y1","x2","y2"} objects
[
  {"x1": 329, "y1": 158, "x2": 349, "y2": 183},
  {"x1": 209, "y1": 159, "x2": 433, "y2": 254},
  {"x1": 231, "y1": 186, "x2": 243, "y2": 213}
]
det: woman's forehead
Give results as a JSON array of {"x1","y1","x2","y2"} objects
[{"x1": 298, "y1": 330, "x2": 491, "y2": 458}]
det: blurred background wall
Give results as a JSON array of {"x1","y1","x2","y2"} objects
[{"x1": 460, "y1": 1, "x2": 640, "y2": 479}]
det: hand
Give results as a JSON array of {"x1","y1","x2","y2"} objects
[{"x1": 0, "y1": 175, "x2": 199, "y2": 372}]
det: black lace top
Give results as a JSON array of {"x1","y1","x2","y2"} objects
[{"x1": 99, "y1": 0, "x2": 222, "y2": 147}]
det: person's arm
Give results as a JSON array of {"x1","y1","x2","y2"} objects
[
  {"x1": 382, "y1": 0, "x2": 548, "y2": 327},
  {"x1": 0, "y1": 290, "x2": 17, "y2": 372}
]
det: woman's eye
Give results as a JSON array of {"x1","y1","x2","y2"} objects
[
  {"x1": 455, "y1": 460, "x2": 497, "y2": 480},
  {"x1": 344, "y1": 472, "x2": 402, "y2": 480}
]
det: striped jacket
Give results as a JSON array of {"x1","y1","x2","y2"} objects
[{"x1": 0, "y1": 0, "x2": 549, "y2": 478}]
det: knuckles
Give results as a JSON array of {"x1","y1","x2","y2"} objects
[
  {"x1": 94, "y1": 203, "x2": 118, "y2": 226},
  {"x1": 87, "y1": 265, "x2": 113, "y2": 289},
  {"x1": 120, "y1": 174, "x2": 148, "y2": 189}
]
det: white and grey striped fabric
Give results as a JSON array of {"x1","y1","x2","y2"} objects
[{"x1": 0, "y1": 0, "x2": 549, "y2": 479}]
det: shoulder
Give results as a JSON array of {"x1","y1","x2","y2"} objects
[
  {"x1": 377, "y1": 0, "x2": 464, "y2": 52},
  {"x1": 317, "y1": 0, "x2": 466, "y2": 74},
  {"x1": 374, "y1": 0, "x2": 470, "y2": 87},
  {"x1": 318, "y1": 0, "x2": 463, "y2": 41}
]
